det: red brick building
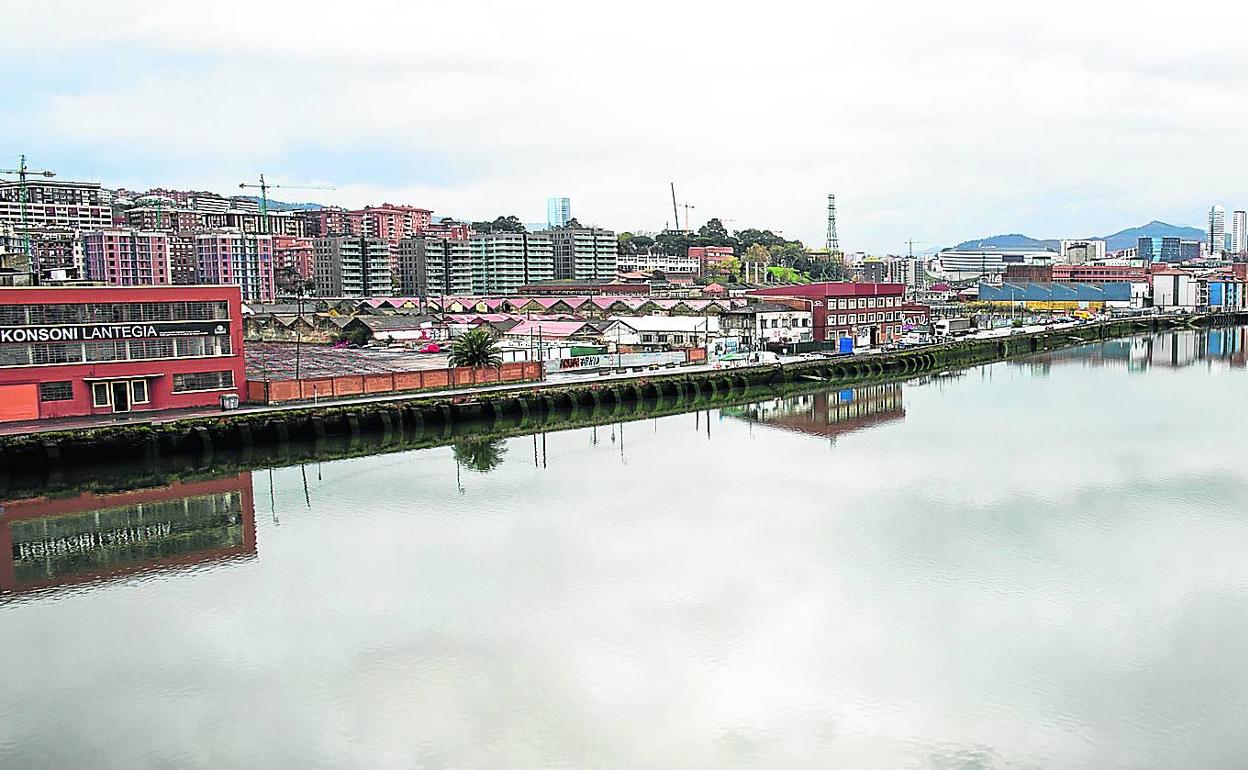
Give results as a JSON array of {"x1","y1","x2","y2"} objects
[
  {"x1": 0, "y1": 285, "x2": 245, "y2": 422},
  {"x1": 0, "y1": 473, "x2": 256, "y2": 596},
  {"x1": 1051, "y1": 264, "x2": 1147, "y2": 283},
  {"x1": 689, "y1": 246, "x2": 735, "y2": 274},
  {"x1": 272, "y1": 235, "x2": 315, "y2": 281},
  {"x1": 748, "y1": 282, "x2": 908, "y2": 344}
]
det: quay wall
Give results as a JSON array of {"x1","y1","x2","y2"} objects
[{"x1": 1, "y1": 312, "x2": 1240, "y2": 478}]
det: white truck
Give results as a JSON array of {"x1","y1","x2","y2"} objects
[{"x1": 934, "y1": 317, "x2": 974, "y2": 339}]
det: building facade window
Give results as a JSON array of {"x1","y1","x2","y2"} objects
[
  {"x1": 131, "y1": 380, "x2": 149, "y2": 404},
  {"x1": 172, "y1": 371, "x2": 234, "y2": 393},
  {"x1": 92, "y1": 382, "x2": 110, "y2": 407},
  {"x1": 38, "y1": 381, "x2": 73, "y2": 402}
]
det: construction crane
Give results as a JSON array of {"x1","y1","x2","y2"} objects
[
  {"x1": 905, "y1": 239, "x2": 926, "y2": 258},
  {"x1": 239, "y1": 174, "x2": 334, "y2": 234},
  {"x1": 0, "y1": 155, "x2": 56, "y2": 260},
  {"x1": 669, "y1": 182, "x2": 681, "y2": 232},
  {"x1": 681, "y1": 203, "x2": 696, "y2": 232}
]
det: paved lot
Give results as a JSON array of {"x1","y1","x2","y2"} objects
[{"x1": 246, "y1": 342, "x2": 451, "y2": 380}]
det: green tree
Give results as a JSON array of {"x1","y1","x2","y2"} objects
[
  {"x1": 768, "y1": 242, "x2": 805, "y2": 268},
  {"x1": 453, "y1": 438, "x2": 508, "y2": 473},
  {"x1": 735, "y1": 228, "x2": 787, "y2": 251},
  {"x1": 471, "y1": 215, "x2": 527, "y2": 234},
  {"x1": 717, "y1": 256, "x2": 742, "y2": 282},
  {"x1": 448, "y1": 328, "x2": 503, "y2": 368},
  {"x1": 491, "y1": 215, "x2": 526, "y2": 233},
  {"x1": 743, "y1": 243, "x2": 770, "y2": 265},
  {"x1": 698, "y1": 218, "x2": 730, "y2": 241}
]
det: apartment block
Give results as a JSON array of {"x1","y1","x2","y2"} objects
[
  {"x1": 396, "y1": 236, "x2": 473, "y2": 298},
  {"x1": 195, "y1": 231, "x2": 276, "y2": 302},
  {"x1": 469, "y1": 232, "x2": 554, "y2": 294},
  {"x1": 272, "y1": 236, "x2": 315, "y2": 281},
  {"x1": 617, "y1": 251, "x2": 699, "y2": 274},
  {"x1": 200, "y1": 209, "x2": 306, "y2": 236},
  {"x1": 297, "y1": 206, "x2": 349, "y2": 238},
  {"x1": 347, "y1": 204, "x2": 433, "y2": 244},
  {"x1": 0, "y1": 180, "x2": 111, "y2": 232},
  {"x1": 544, "y1": 227, "x2": 618, "y2": 281},
  {"x1": 83, "y1": 229, "x2": 172, "y2": 286},
  {"x1": 313, "y1": 236, "x2": 393, "y2": 297},
  {"x1": 169, "y1": 232, "x2": 198, "y2": 285}
]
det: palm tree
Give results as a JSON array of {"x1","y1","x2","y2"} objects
[{"x1": 449, "y1": 329, "x2": 503, "y2": 369}]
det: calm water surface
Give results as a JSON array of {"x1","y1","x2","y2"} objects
[{"x1": 4, "y1": 329, "x2": 1248, "y2": 769}]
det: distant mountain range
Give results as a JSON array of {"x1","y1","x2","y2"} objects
[{"x1": 951, "y1": 221, "x2": 1206, "y2": 253}]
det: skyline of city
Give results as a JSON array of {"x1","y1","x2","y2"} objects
[{"x1": 0, "y1": 159, "x2": 1235, "y2": 256}]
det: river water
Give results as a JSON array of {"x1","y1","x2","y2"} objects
[{"x1": 4, "y1": 329, "x2": 1248, "y2": 769}]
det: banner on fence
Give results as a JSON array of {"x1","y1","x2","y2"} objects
[{"x1": 544, "y1": 351, "x2": 688, "y2": 373}]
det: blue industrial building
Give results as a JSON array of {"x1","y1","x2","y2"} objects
[{"x1": 978, "y1": 282, "x2": 1131, "y2": 304}]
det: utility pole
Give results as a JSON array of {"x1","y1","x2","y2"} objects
[{"x1": 1, "y1": 155, "x2": 57, "y2": 272}]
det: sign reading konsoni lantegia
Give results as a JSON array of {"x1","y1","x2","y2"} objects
[{"x1": 0, "y1": 321, "x2": 229, "y2": 344}]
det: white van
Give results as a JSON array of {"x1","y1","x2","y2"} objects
[{"x1": 747, "y1": 351, "x2": 782, "y2": 365}]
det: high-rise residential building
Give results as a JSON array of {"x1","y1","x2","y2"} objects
[
  {"x1": 124, "y1": 205, "x2": 200, "y2": 232},
  {"x1": 297, "y1": 206, "x2": 349, "y2": 238},
  {"x1": 1209, "y1": 205, "x2": 1226, "y2": 256},
  {"x1": 423, "y1": 218, "x2": 471, "y2": 240},
  {"x1": 344, "y1": 204, "x2": 433, "y2": 244},
  {"x1": 200, "y1": 209, "x2": 305, "y2": 236},
  {"x1": 83, "y1": 229, "x2": 172, "y2": 286},
  {"x1": 313, "y1": 236, "x2": 393, "y2": 297},
  {"x1": 469, "y1": 232, "x2": 554, "y2": 294},
  {"x1": 1232, "y1": 211, "x2": 1247, "y2": 254},
  {"x1": 1, "y1": 179, "x2": 111, "y2": 232},
  {"x1": 168, "y1": 232, "x2": 198, "y2": 285},
  {"x1": 23, "y1": 229, "x2": 83, "y2": 279},
  {"x1": 195, "y1": 231, "x2": 276, "y2": 302},
  {"x1": 272, "y1": 236, "x2": 315, "y2": 282},
  {"x1": 544, "y1": 226, "x2": 618, "y2": 281},
  {"x1": 1060, "y1": 239, "x2": 1106, "y2": 264},
  {"x1": 546, "y1": 197, "x2": 571, "y2": 229},
  {"x1": 396, "y1": 236, "x2": 473, "y2": 299}
]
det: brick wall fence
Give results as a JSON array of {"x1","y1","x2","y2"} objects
[{"x1": 247, "y1": 361, "x2": 543, "y2": 405}]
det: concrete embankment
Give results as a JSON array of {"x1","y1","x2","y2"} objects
[{"x1": 0, "y1": 311, "x2": 1235, "y2": 480}]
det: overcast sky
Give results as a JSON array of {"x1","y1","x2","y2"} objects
[{"x1": 7, "y1": 0, "x2": 1247, "y2": 251}]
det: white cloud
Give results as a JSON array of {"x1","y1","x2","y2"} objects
[{"x1": 9, "y1": 0, "x2": 1248, "y2": 248}]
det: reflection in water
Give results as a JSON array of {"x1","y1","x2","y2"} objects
[
  {"x1": 1, "y1": 473, "x2": 256, "y2": 599},
  {"x1": 1016, "y1": 328, "x2": 1248, "y2": 372},
  {"x1": 722, "y1": 383, "x2": 905, "y2": 441},
  {"x1": 452, "y1": 437, "x2": 509, "y2": 474},
  {"x1": 5, "y1": 330, "x2": 1248, "y2": 768}
]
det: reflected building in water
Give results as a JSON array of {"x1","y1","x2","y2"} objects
[
  {"x1": 723, "y1": 383, "x2": 905, "y2": 440},
  {"x1": 1, "y1": 472, "x2": 256, "y2": 598},
  {"x1": 1011, "y1": 328, "x2": 1248, "y2": 372}
]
